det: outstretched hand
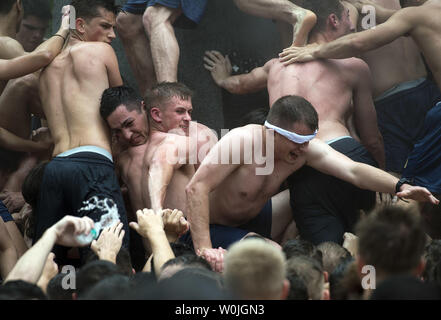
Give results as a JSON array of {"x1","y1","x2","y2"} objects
[
  {"x1": 197, "y1": 247, "x2": 227, "y2": 273},
  {"x1": 279, "y1": 43, "x2": 320, "y2": 65},
  {"x1": 203, "y1": 50, "x2": 232, "y2": 87},
  {"x1": 162, "y1": 209, "x2": 190, "y2": 242},
  {"x1": 91, "y1": 222, "x2": 124, "y2": 262},
  {"x1": 129, "y1": 208, "x2": 165, "y2": 239},
  {"x1": 396, "y1": 185, "x2": 439, "y2": 205},
  {"x1": 49, "y1": 215, "x2": 95, "y2": 247}
]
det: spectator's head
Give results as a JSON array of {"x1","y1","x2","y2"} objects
[
  {"x1": 282, "y1": 239, "x2": 323, "y2": 266},
  {"x1": 159, "y1": 254, "x2": 212, "y2": 281},
  {"x1": 223, "y1": 239, "x2": 290, "y2": 300},
  {"x1": 286, "y1": 255, "x2": 329, "y2": 300},
  {"x1": 286, "y1": 274, "x2": 309, "y2": 300},
  {"x1": 74, "y1": 260, "x2": 126, "y2": 299},
  {"x1": 0, "y1": 280, "x2": 47, "y2": 300},
  {"x1": 356, "y1": 205, "x2": 427, "y2": 280},
  {"x1": 46, "y1": 273, "x2": 75, "y2": 300},
  {"x1": 80, "y1": 275, "x2": 131, "y2": 300},
  {"x1": 329, "y1": 256, "x2": 355, "y2": 300},
  {"x1": 70, "y1": 0, "x2": 120, "y2": 44},
  {"x1": 423, "y1": 240, "x2": 441, "y2": 283},
  {"x1": 0, "y1": 0, "x2": 23, "y2": 32},
  {"x1": 144, "y1": 82, "x2": 194, "y2": 136},
  {"x1": 370, "y1": 275, "x2": 441, "y2": 300},
  {"x1": 297, "y1": 0, "x2": 354, "y2": 39},
  {"x1": 267, "y1": 96, "x2": 318, "y2": 164},
  {"x1": 419, "y1": 196, "x2": 441, "y2": 239},
  {"x1": 317, "y1": 241, "x2": 352, "y2": 274},
  {"x1": 100, "y1": 86, "x2": 149, "y2": 148},
  {"x1": 16, "y1": 0, "x2": 51, "y2": 51}
]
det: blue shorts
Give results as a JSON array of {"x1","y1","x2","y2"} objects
[
  {"x1": 122, "y1": 0, "x2": 208, "y2": 28},
  {"x1": 0, "y1": 200, "x2": 13, "y2": 223},
  {"x1": 402, "y1": 102, "x2": 441, "y2": 194},
  {"x1": 179, "y1": 200, "x2": 273, "y2": 249},
  {"x1": 374, "y1": 78, "x2": 441, "y2": 173}
]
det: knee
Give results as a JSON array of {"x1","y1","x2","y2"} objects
[{"x1": 116, "y1": 12, "x2": 143, "y2": 38}]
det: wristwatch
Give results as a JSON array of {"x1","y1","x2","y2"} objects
[{"x1": 395, "y1": 178, "x2": 413, "y2": 194}]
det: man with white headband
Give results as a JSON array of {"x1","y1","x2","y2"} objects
[{"x1": 185, "y1": 95, "x2": 438, "y2": 271}]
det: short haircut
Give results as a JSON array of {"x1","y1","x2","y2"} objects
[
  {"x1": 286, "y1": 255, "x2": 324, "y2": 300},
  {"x1": 144, "y1": 82, "x2": 193, "y2": 112},
  {"x1": 297, "y1": 0, "x2": 344, "y2": 34},
  {"x1": 356, "y1": 205, "x2": 427, "y2": 275},
  {"x1": 317, "y1": 241, "x2": 352, "y2": 274},
  {"x1": 423, "y1": 240, "x2": 441, "y2": 283},
  {"x1": 224, "y1": 239, "x2": 287, "y2": 300},
  {"x1": 79, "y1": 275, "x2": 131, "y2": 300},
  {"x1": 286, "y1": 274, "x2": 309, "y2": 300},
  {"x1": 0, "y1": 0, "x2": 16, "y2": 15},
  {"x1": 0, "y1": 280, "x2": 47, "y2": 300},
  {"x1": 282, "y1": 239, "x2": 323, "y2": 268},
  {"x1": 267, "y1": 95, "x2": 318, "y2": 132},
  {"x1": 70, "y1": 0, "x2": 120, "y2": 21},
  {"x1": 47, "y1": 273, "x2": 75, "y2": 300},
  {"x1": 100, "y1": 86, "x2": 143, "y2": 120},
  {"x1": 240, "y1": 107, "x2": 269, "y2": 126},
  {"x1": 22, "y1": 0, "x2": 51, "y2": 20}
]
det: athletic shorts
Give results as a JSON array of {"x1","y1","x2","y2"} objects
[
  {"x1": 179, "y1": 200, "x2": 273, "y2": 249},
  {"x1": 122, "y1": 0, "x2": 208, "y2": 29},
  {"x1": 288, "y1": 137, "x2": 377, "y2": 245},
  {"x1": 34, "y1": 148, "x2": 129, "y2": 264},
  {"x1": 402, "y1": 102, "x2": 441, "y2": 194},
  {"x1": 374, "y1": 78, "x2": 441, "y2": 173},
  {"x1": 0, "y1": 200, "x2": 13, "y2": 223}
]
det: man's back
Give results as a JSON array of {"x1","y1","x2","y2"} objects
[
  {"x1": 40, "y1": 41, "x2": 118, "y2": 156},
  {"x1": 267, "y1": 57, "x2": 370, "y2": 142}
]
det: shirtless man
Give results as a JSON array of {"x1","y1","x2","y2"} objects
[
  {"x1": 343, "y1": 0, "x2": 440, "y2": 174},
  {"x1": 36, "y1": 0, "x2": 129, "y2": 262},
  {"x1": 100, "y1": 85, "x2": 212, "y2": 218},
  {"x1": 233, "y1": 0, "x2": 317, "y2": 47},
  {"x1": 116, "y1": 0, "x2": 208, "y2": 95},
  {"x1": 185, "y1": 95, "x2": 438, "y2": 268},
  {"x1": 204, "y1": 0, "x2": 385, "y2": 243}
]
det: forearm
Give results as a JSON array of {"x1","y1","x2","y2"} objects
[
  {"x1": 148, "y1": 231, "x2": 174, "y2": 276},
  {"x1": 33, "y1": 25, "x2": 69, "y2": 59},
  {"x1": 186, "y1": 186, "x2": 212, "y2": 251},
  {"x1": 351, "y1": 162, "x2": 398, "y2": 194},
  {"x1": 148, "y1": 164, "x2": 174, "y2": 212},
  {"x1": 218, "y1": 75, "x2": 263, "y2": 95},
  {"x1": 0, "y1": 128, "x2": 46, "y2": 152},
  {"x1": 313, "y1": 34, "x2": 365, "y2": 60},
  {"x1": 363, "y1": 136, "x2": 386, "y2": 170},
  {"x1": 4, "y1": 229, "x2": 56, "y2": 284}
]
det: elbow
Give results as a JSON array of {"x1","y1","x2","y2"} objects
[{"x1": 38, "y1": 50, "x2": 54, "y2": 66}]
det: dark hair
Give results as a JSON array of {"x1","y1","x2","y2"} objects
[
  {"x1": 240, "y1": 108, "x2": 269, "y2": 126},
  {"x1": 282, "y1": 239, "x2": 323, "y2": 268},
  {"x1": 329, "y1": 256, "x2": 355, "y2": 300},
  {"x1": 356, "y1": 205, "x2": 427, "y2": 275},
  {"x1": 100, "y1": 86, "x2": 143, "y2": 120},
  {"x1": 70, "y1": 0, "x2": 120, "y2": 21},
  {"x1": 287, "y1": 274, "x2": 309, "y2": 300},
  {"x1": 144, "y1": 82, "x2": 193, "y2": 112},
  {"x1": 161, "y1": 254, "x2": 212, "y2": 272},
  {"x1": 423, "y1": 240, "x2": 441, "y2": 283},
  {"x1": 76, "y1": 260, "x2": 126, "y2": 297},
  {"x1": 170, "y1": 242, "x2": 195, "y2": 257},
  {"x1": 80, "y1": 275, "x2": 131, "y2": 300},
  {"x1": 22, "y1": 0, "x2": 51, "y2": 20},
  {"x1": 419, "y1": 195, "x2": 441, "y2": 239},
  {"x1": 0, "y1": 0, "x2": 16, "y2": 15},
  {"x1": 267, "y1": 95, "x2": 318, "y2": 132},
  {"x1": 83, "y1": 247, "x2": 133, "y2": 276},
  {"x1": 297, "y1": 0, "x2": 344, "y2": 34},
  {"x1": 370, "y1": 275, "x2": 441, "y2": 300},
  {"x1": 286, "y1": 255, "x2": 324, "y2": 300},
  {"x1": 47, "y1": 273, "x2": 75, "y2": 300},
  {"x1": 317, "y1": 241, "x2": 352, "y2": 274},
  {"x1": 0, "y1": 280, "x2": 47, "y2": 300}
]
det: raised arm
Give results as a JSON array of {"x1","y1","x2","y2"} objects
[
  {"x1": 204, "y1": 50, "x2": 270, "y2": 94},
  {"x1": 279, "y1": 7, "x2": 414, "y2": 64},
  {"x1": 351, "y1": 60, "x2": 385, "y2": 169},
  {"x1": 306, "y1": 139, "x2": 439, "y2": 204}
]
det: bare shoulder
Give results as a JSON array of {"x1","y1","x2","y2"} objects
[
  {"x1": 0, "y1": 37, "x2": 26, "y2": 59},
  {"x1": 305, "y1": 138, "x2": 331, "y2": 161},
  {"x1": 72, "y1": 42, "x2": 115, "y2": 58}
]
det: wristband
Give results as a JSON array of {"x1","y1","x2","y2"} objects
[{"x1": 395, "y1": 178, "x2": 412, "y2": 194}]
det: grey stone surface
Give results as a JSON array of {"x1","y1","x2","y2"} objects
[{"x1": 53, "y1": 0, "x2": 282, "y2": 133}]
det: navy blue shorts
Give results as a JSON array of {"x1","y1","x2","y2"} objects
[
  {"x1": 374, "y1": 79, "x2": 441, "y2": 173},
  {"x1": 0, "y1": 200, "x2": 13, "y2": 223},
  {"x1": 34, "y1": 152, "x2": 129, "y2": 264},
  {"x1": 288, "y1": 137, "x2": 377, "y2": 245},
  {"x1": 180, "y1": 200, "x2": 273, "y2": 249},
  {"x1": 403, "y1": 102, "x2": 441, "y2": 194},
  {"x1": 122, "y1": 0, "x2": 207, "y2": 28}
]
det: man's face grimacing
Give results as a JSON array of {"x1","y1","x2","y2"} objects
[
  {"x1": 106, "y1": 105, "x2": 149, "y2": 147},
  {"x1": 17, "y1": 15, "x2": 49, "y2": 52},
  {"x1": 274, "y1": 121, "x2": 314, "y2": 164},
  {"x1": 82, "y1": 8, "x2": 116, "y2": 44},
  {"x1": 157, "y1": 96, "x2": 193, "y2": 136}
]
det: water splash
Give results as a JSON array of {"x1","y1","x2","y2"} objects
[{"x1": 76, "y1": 196, "x2": 120, "y2": 245}]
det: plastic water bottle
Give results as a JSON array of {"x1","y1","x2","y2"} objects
[{"x1": 75, "y1": 196, "x2": 120, "y2": 245}]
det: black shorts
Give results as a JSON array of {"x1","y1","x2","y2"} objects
[
  {"x1": 34, "y1": 151, "x2": 129, "y2": 264},
  {"x1": 288, "y1": 137, "x2": 377, "y2": 245}
]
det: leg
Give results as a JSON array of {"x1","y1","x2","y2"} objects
[
  {"x1": 143, "y1": 5, "x2": 182, "y2": 83},
  {"x1": 271, "y1": 189, "x2": 295, "y2": 243},
  {"x1": 116, "y1": 12, "x2": 156, "y2": 95},
  {"x1": 0, "y1": 218, "x2": 18, "y2": 279},
  {"x1": 233, "y1": 0, "x2": 317, "y2": 46}
]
